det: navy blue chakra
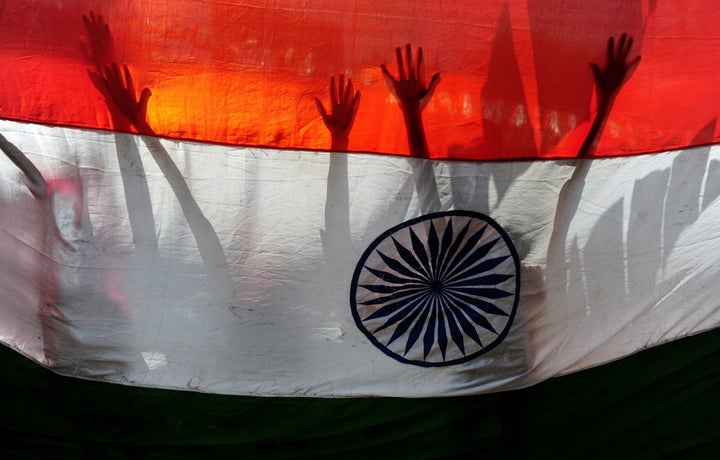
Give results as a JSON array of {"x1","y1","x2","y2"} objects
[{"x1": 350, "y1": 211, "x2": 520, "y2": 367}]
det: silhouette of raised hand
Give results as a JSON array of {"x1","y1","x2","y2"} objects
[
  {"x1": 83, "y1": 12, "x2": 138, "y2": 132},
  {"x1": 590, "y1": 33, "x2": 641, "y2": 109},
  {"x1": 314, "y1": 74, "x2": 360, "y2": 151},
  {"x1": 381, "y1": 44, "x2": 440, "y2": 158},
  {"x1": 578, "y1": 34, "x2": 641, "y2": 158},
  {"x1": 88, "y1": 63, "x2": 153, "y2": 135},
  {"x1": 83, "y1": 11, "x2": 115, "y2": 70},
  {"x1": 84, "y1": 13, "x2": 150, "y2": 134},
  {"x1": 83, "y1": 32, "x2": 233, "y2": 302}
]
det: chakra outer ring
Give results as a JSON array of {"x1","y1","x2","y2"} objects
[{"x1": 350, "y1": 210, "x2": 520, "y2": 367}]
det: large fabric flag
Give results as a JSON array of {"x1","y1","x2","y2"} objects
[{"x1": 1, "y1": 0, "x2": 720, "y2": 403}]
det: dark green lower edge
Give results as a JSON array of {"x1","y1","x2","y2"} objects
[{"x1": 1, "y1": 330, "x2": 719, "y2": 460}]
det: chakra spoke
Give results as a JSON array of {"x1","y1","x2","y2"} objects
[
  {"x1": 423, "y1": 301, "x2": 438, "y2": 358},
  {"x1": 427, "y1": 221, "x2": 440, "y2": 278},
  {"x1": 387, "y1": 296, "x2": 430, "y2": 347},
  {"x1": 445, "y1": 255, "x2": 510, "y2": 284},
  {"x1": 359, "y1": 288, "x2": 425, "y2": 306},
  {"x1": 377, "y1": 250, "x2": 428, "y2": 283},
  {"x1": 445, "y1": 290, "x2": 510, "y2": 317},
  {"x1": 438, "y1": 218, "x2": 454, "y2": 272},
  {"x1": 445, "y1": 292, "x2": 499, "y2": 333},
  {"x1": 365, "y1": 265, "x2": 425, "y2": 286},
  {"x1": 436, "y1": 300, "x2": 448, "y2": 360},
  {"x1": 446, "y1": 302, "x2": 484, "y2": 347},
  {"x1": 409, "y1": 227, "x2": 432, "y2": 279},
  {"x1": 443, "y1": 237, "x2": 499, "y2": 281},
  {"x1": 391, "y1": 237, "x2": 432, "y2": 282},
  {"x1": 372, "y1": 291, "x2": 431, "y2": 333},
  {"x1": 365, "y1": 289, "x2": 428, "y2": 321},
  {"x1": 403, "y1": 301, "x2": 433, "y2": 354},
  {"x1": 439, "y1": 294, "x2": 465, "y2": 355},
  {"x1": 437, "y1": 220, "x2": 472, "y2": 280},
  {"x1": 359, "y1": 283, "x2": 427, "y2": 294},
  {"x1": 447, "y1": 286, "x2": 513, "y2": 301},
  {"x1": 446, "y1": 273, "x2": 514, "y2": 288},
  {"x1": 438, "y1": 223, "x2": 487, "y2": 280}
]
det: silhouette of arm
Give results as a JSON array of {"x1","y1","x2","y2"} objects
[
  {"x1": 382, "y1": 44, "x2": 440, "y2": 158},
  {"x1": 84, "y1": 13, "x2": 159, "y2": 246},
  {"x1": 578, "y1": 34, "x2": 641, "y2": 158},
  {"x1": 0, "y1": 134, "x2": 46, "y2": 198},
  {"x1": 88, "y1": 61, "x2": 234, "y2": 303},
  {"x1": 548, "y1": 35, "x2": 640, "y2": 273},
  {"x1": 315, "y1": 74, "x2": 361, "y2": 151}
]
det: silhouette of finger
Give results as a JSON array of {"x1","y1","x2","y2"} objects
[
  {"x1": 589, "y1": 63, "x2": 603, "y2": 85},
  {"x1": 83, "y1": 12, "x2": 114, "y2": 65},
  {"x1": 338, "y1": 74, "x2": 346, "y2": 107},
  {"x1": 314, "y1": 97, "x2": 328, "y2": 119},
  {"x1": 138, "y1": 88, "x2": 152, "y2": 120},
  {"x1": 616, "y1": 34, "x2": 626, "y2": 60},
  {"x1": 395, "y1": 46, "x2": 406, "y2": 81},
  {"x1": 420, "y1": 73, "x2": 440, "y2": 110},
  {"x1": 380, "y1": 65, "x2": 394, "y2": 83},
  {"x1": 344, "y1": 78, "x2": 354, "y2": 105},
  {"x1": 381, "y1": 65, "x2": 399, "y2": 98},
  {"x1": 107, "y1": 63, "x2": 124, "y2": 93},
  {"x1": 108, "y1": 64, "x2": 130, "y2": 115},
  {"x1": 428, "y1": 73, "x2": 441, "y2": 92},
  {"x1": 329, "y1": 76, "x2": 338, "y2": 109},
  {"x1": 417, "y1": 47, "x2": 425, "y2": 83},
  {"x1": 628, "y1": 55, "x2": 641, "y2": 69},
  {"x1": 139, "y1": 88, "x2": 152, "y2": 105},
  {"x1": 405, "y1": 44, "x2": 414, "y2": 80},
  {"x1": 622, "y1": 36, "x2": 634, "y2": 62},
  {"x1": 616, "y1": 33, "x2": 627, "y2": 59},
  {"x1": 102, "y1": 66, "x2": 117, "y2": 97},
  {"x1": 351, "y1": 90, "x2": 361, "y2": 118},
  {"x1": 87, "y1": 69, "x2": 111, "y2": 99},
  {"x1": 123, "y1": 64, "x2": 137, "y2": 100},
  {"x1": 425, "y1": 72, "x2": 441, "y2": 100},
  {"x1": 82, "y1": 12, "x2": 99, "y2": 38}
]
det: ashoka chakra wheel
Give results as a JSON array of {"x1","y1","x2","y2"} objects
[{"x1": 350, "y1": 211, "x2": 520, "y2": 367}]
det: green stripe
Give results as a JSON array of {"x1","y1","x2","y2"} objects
[{"x1": 2, "y1": 329, "x2": 720, "y2": 459}]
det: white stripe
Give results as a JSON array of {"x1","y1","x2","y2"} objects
[{"x1": 0, "y1": 119, "x2": 718, "y2": 396}]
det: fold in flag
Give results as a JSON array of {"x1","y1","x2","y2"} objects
[{"x1": 0, "y1": 0, "x2": 719, "y2": 398}]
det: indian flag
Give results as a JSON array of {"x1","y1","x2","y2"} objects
[{"x1": 1, "y1": 0, "x2": 719, "y2": 457}]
